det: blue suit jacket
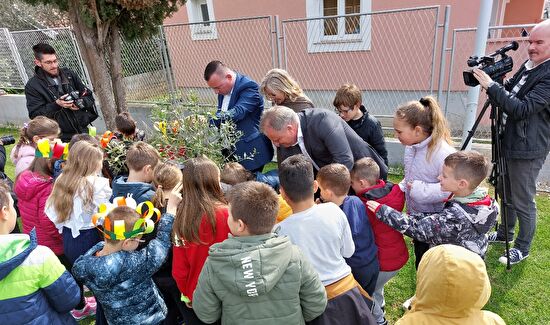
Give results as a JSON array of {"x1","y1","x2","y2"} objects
[{"x1": 216, "y1": 73, "x2": 274, "y2": 171}]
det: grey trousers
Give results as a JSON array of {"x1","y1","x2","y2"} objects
[
  {"x1": 371, "y1": 269, "x2": 399, "y2": 323},
  {"x1": 497, "y1": 157, "x2": 546, "y2": 254}
]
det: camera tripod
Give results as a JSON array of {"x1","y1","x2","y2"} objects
[{"x1": 461, "y1": 82, "x2": 513, "y2": 270}]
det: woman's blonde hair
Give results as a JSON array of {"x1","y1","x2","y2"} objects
[
  {"x1": 46, "y1": 141, "x2": 104, "y2": 223},
  {"x1": 151, "y1": 161, "x2": 182, "y2": 210},
  {"x1": 173, "y1": 156, "x2": 226, "y2": 244},
  {"x1": 15, "y1": 116, "x2": 59, "y2": 157},
  {"x1": 260, "y1": 68, "x2": 305, "y2": 102},
  {"x1": 395, "y1": 96, "x2": 452, "y2": 161}
]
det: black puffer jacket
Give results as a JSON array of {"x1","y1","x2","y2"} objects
[
  {"x1": 347, "y1": 105, "x2": 388, "y2": 165},
  {"x1": 487, "y1": 59, "x2": 550, "y2": 159},
  {"x1": 25, "y1": 66, "x2": 98, "y2": 142}
]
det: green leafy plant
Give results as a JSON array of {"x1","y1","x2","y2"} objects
[{"x1": 148, "y1": 92, "x2": 252, "y2": 168}]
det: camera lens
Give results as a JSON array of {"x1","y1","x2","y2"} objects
[{"x1": 0, "y1": 135, "x2": 15, "y2": 146}]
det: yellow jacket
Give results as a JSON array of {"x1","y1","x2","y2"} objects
[{"x1": 397, "y1": 245, "x2": 506, "y2": 325}]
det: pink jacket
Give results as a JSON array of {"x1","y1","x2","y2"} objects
[
  {"x1": 11, "y1": 144, "x2": 35, "y2": 178},
  {"x1": 14, "y1": 170, "x2": 63, "y2": 255}
]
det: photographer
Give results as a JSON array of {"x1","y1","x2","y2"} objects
[
  {"x1": 25, "y1": 43, "x2": 98, "y2": 142},
  {"x1": 473, "y1": 19, "x2": 550, "y2": 265}
]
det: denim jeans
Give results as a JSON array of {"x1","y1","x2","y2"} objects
[
  {"x1": 497, "y1": 157, "x2": 546, "y2": 254},
  {"x1": 372, "y1": 269, "x2": 399, "y2": 323}
]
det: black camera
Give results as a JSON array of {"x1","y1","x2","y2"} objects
[
  {"x1": 64, "y1": 89, "x2": 89, "y2": 110},
  {"x1": 463, "y1": 41, "x2": 519, "y2": 87},
  {"x1": 0, "y1": 135, "x2": 15, "y2": 146}
]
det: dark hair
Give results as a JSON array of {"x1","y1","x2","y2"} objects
[
  {"x1": 221, "y1": 162, "x2": 254, "y2": 185},
  {"x1": 29, "y1": 157, "x2": 54, "y2": 178},
  {"x1": 15, "y1": 116, "x2": 60, "y2": 157},
  {"x1": 351, "y1": 157, "x2": 380, "y2": 185},
  {"x1": 204, "y1": 60, "x2": 225, "y2": 81},
  {"x1": 126, "y1": 141, "x2": 160, "y2": 171},
  {"x1": 32, "y1": 43, "x2": 56, "y2": 60},
  {"x1": 444, "y1": 151, "x2": 489, "y2": 189},
  {"x1": 69, "y1": 133, "x2": 99, "y2": 148},
  {"x1": 333, "y1": 84, "x2": 362, "y2": 109},
  {"x1": 227, "y1": 181, "x2": 279, "y2": 235},
  {"x1": 317, "y1": 163, "x2": 350, "y2": 196},
  {"x1": 0, "y1": 181, "x2": 10, "y2": 210},
  {"x1": 279, "y1": 154, "x2": 314, "y2": 202},
  {"x1": 115, "y1": 112, "x2": 137, "y2": 137}
]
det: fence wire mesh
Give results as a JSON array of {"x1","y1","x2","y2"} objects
[
  {"x1": 10, "y1": 27, "x2": 90, "y2": 88},
  {"x1": 281, "y1": 6, "x2": 440, "y2": 115},
  {"x1": 162, "y1": 16, "x2": 275, "y2": 107},
  {"x1": 445, "y1": 24, "x2": 534, "y2": 139},
  {"x1": 0, "y1": 28, "x2": 26, "y2": 89}
]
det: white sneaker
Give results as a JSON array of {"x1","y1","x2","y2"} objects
[
  {"x1": 402, "y1": 296, "x2": 414, "y2": 310},
  {"x1": 498, "y1": 248, "x2": 529, "y2": 265}
]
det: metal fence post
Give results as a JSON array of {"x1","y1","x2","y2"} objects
[
  {"x1": 437, "y1": 5, "x2": 451, "y2": 102},
  {"x1": 68, "y1": 29, "x2": 92, "y2": 88},
  {"x1": 444, "y1": 29, "x2": 458, "y2": 116},
  {"x1": 429, "y1": 6, "x2": 441, "y2": 93},
  {"x1": 158, "y1": 25, "x2": 176, "y2": 104},
  {"x1": 274, "y1": 15, "x2": 282, "y2": 68},
  {"x1": 3, "y1": 28, "x2": 28, "y2": 85}
]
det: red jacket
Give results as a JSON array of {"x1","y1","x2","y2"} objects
[
  {"x1": 172, "y1": 207, "x2": 230, "y2": 300},
  {"x1": 357, "y1": 180, "x2": 408, "y2": 271},
  {"x1": 14, "y1": 170, "x2": 63, "y2": 255}
]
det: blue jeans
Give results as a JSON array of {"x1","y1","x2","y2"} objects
[{"x1": 497, "y1": 157, "x2": 546, "y2": 254}]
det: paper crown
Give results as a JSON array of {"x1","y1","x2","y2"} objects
[
  {"x1": 92, "y1": 196, "x2": 162, "y2": 241},
  {"x1": 35, "y1": 139, "x2": 69, "y2": 160},
  {"x1": 100, "y1": 131, "x2": 115, "y2": 148}
]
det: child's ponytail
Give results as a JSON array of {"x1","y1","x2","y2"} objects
[
  {"x1": 420, "y1": 96, "x2": 452, "y2": 160},
  {"x1": 15, "y1": 117, "x2": 60, "y2": 157}
]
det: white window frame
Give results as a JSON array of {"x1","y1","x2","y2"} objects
[
  {"x1": 306, "y1": 0, "x2": 372, "y2": 53},
  {"x1": 186, "y1": 0, "x2": 218, "y2": 40}
]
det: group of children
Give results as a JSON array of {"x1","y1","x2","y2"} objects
[{"x1": 0, "y1": 81, "x2": 507, "y2": 325}]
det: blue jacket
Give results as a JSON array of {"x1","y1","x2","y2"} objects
[
  {"x1": 255, "y1": 169, "x2": 279, "y2": 191},
  {"x1": 215, "y1": 73, "x2": 274, "y2": 171},
  {"x1": 340, "y1": 196, "x2": 378, "y2": 268},
  {"x1": 0, "y1": 230, "x2": 80, "y2": 325},
  {"x1": 73, "y1": 214, "x2": 175, "y2": 325},
  {"x1": 111, "y1": 175, "x2": 155, "y2": 203}
]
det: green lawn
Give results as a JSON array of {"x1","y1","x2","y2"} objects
[{"x1": 2, "y1": 126, "x2": 548, "y2": 325}]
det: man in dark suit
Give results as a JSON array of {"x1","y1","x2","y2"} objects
[
  {"x1": 204, "y1": 61, "x2": 273, "y2": 172},
  {"x1": 260, "y1": 106, "x2": 388, "y2": 179}
]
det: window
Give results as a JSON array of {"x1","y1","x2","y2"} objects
[
  {"x1": 306, "y1": 0, "x2": 371, "y2": 53},
  {"x1": 186, "y1": 0, "x2": 217, "y2": 40}
]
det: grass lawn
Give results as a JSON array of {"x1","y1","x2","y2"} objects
[{"x1": 2, "y1": 126, "x2": 548, "y2": 324}]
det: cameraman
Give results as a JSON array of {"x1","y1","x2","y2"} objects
[
  {"x1": 473, "y1": 19, "x2": 550, "y2": 265},
  {"x1": 25, "y1": 43, "x2": 98, "y2": 142}
]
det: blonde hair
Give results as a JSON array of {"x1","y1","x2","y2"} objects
[
  {"x1": 317, "y1": 163, "x2": 351, "y2": 196},
  {"x1": 173, "y1": 156, "x2": 227, "y2": 244},
  {"x1": 351, "y1": 157, "x2": 380, "y2": 185},
  {"x1": 46, "y1": 141, "x2": 103, "y2": 223},
  {"x1": 126, "y1": 141, "x2": 160, "y2": 171},
  {"x1": 395, "y1": 96, "x2": 452, "y2": 161},
  {"x1": 151, "y1": 162, "x2": 182, "y2": 210},
  {"x1": 260, "y1": 69, "x2": 305, "y2": 102},
  {"x1": 15, "y1": 116, "x2": 59, "y2": 157},
  {"x1": 103, "y1": 206, "x2": 141, "y2": 244}
]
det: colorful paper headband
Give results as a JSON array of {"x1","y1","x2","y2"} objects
[
  {"x1": 92, "y1": 196, "x2": 162, "y2": 241},
  {"x1": 100, "y1": 131, "x2": 115, "y2": 148},
  {"x1": 35, "y1": 139, "x2": 68, "y2": 160}
]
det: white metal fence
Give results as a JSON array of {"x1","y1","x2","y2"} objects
[{"x1": 0, "y1": 7, "x2": 537, "y2": 139}]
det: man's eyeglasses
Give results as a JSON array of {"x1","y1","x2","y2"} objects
[{"x1": 41, "y1": 59, "x2": 59, "y2": 65}]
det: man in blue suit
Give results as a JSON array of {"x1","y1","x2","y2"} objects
[{"x1": 204, "y1": 61, "x2": 274, "y2": 172}]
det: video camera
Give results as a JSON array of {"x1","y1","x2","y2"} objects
[
  {"x1": 463, "y1": 41, "x2": 519, "y2": 87},
  {"x1": 63, "y1": 88, "x2": 89, "y2": 110}
]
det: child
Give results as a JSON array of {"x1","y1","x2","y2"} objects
[
  {"x1": 396, "y1": 245, "x2": 505, "y2": 325},
  {"x1": 115, "y1": 111, "x2": 145, "y2": 141},
  {"x1": 0, "y1": 181, "x2": 81, "y2": 324},
  {"x1": 15, "y1": 142, "x2": 64, "y2": 262},
  {"x1": 150, "y1": 161, "x2": 186, "y2": 325},
  {"x1": 111, "y1": 141, "x2": 160, "y2": 204},
  {"x1": 393, "y1": 96, "x2": 455, "y2": 274},
  {"x1": 367, "y1": 151, "x2": 498, "y2": 259},
  {"x1": 333, "y1": 84, "x2": 388, "y2": 165},
  {"x1": 221, "y1": 161, "x2": 279, "y2": 191},
  {"x1": 260, "y1": 68, "x2": 314, "y2": 112},
  {"x1": 45, "y1": 141, "x2": 112, "y2": 320},
  {"x1": 172, "y1": 156, "x2": 231, "y2": 325},
  {"x1": 193, "y1": 181, "x2": 327, "y2": 324},
  {"x1": 53, "y1": 133, "x2": 98, "y2": 179},
  {"x1": 72, "y1": 187, "x2": 182, "y2": 325},
  {"x1": 11, "y1": 116, "x2": 59, "y2": 178},
  {"x1": 316, "y1": 163, "x2": 379, "y2": 296},
  {"x1": 276, "y1": 154, "x2": 376, "y2": 325},
  {"x1": 351, "y1": 157, "x2": 407, "y2": 325}
]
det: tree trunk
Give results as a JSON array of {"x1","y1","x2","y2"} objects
[
  {"x1": 67, "y1": 0, "x2": 117, "y2": 130},
  {"x1": 109, "y1": 24, "x2": 127, "y2": 114}
]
